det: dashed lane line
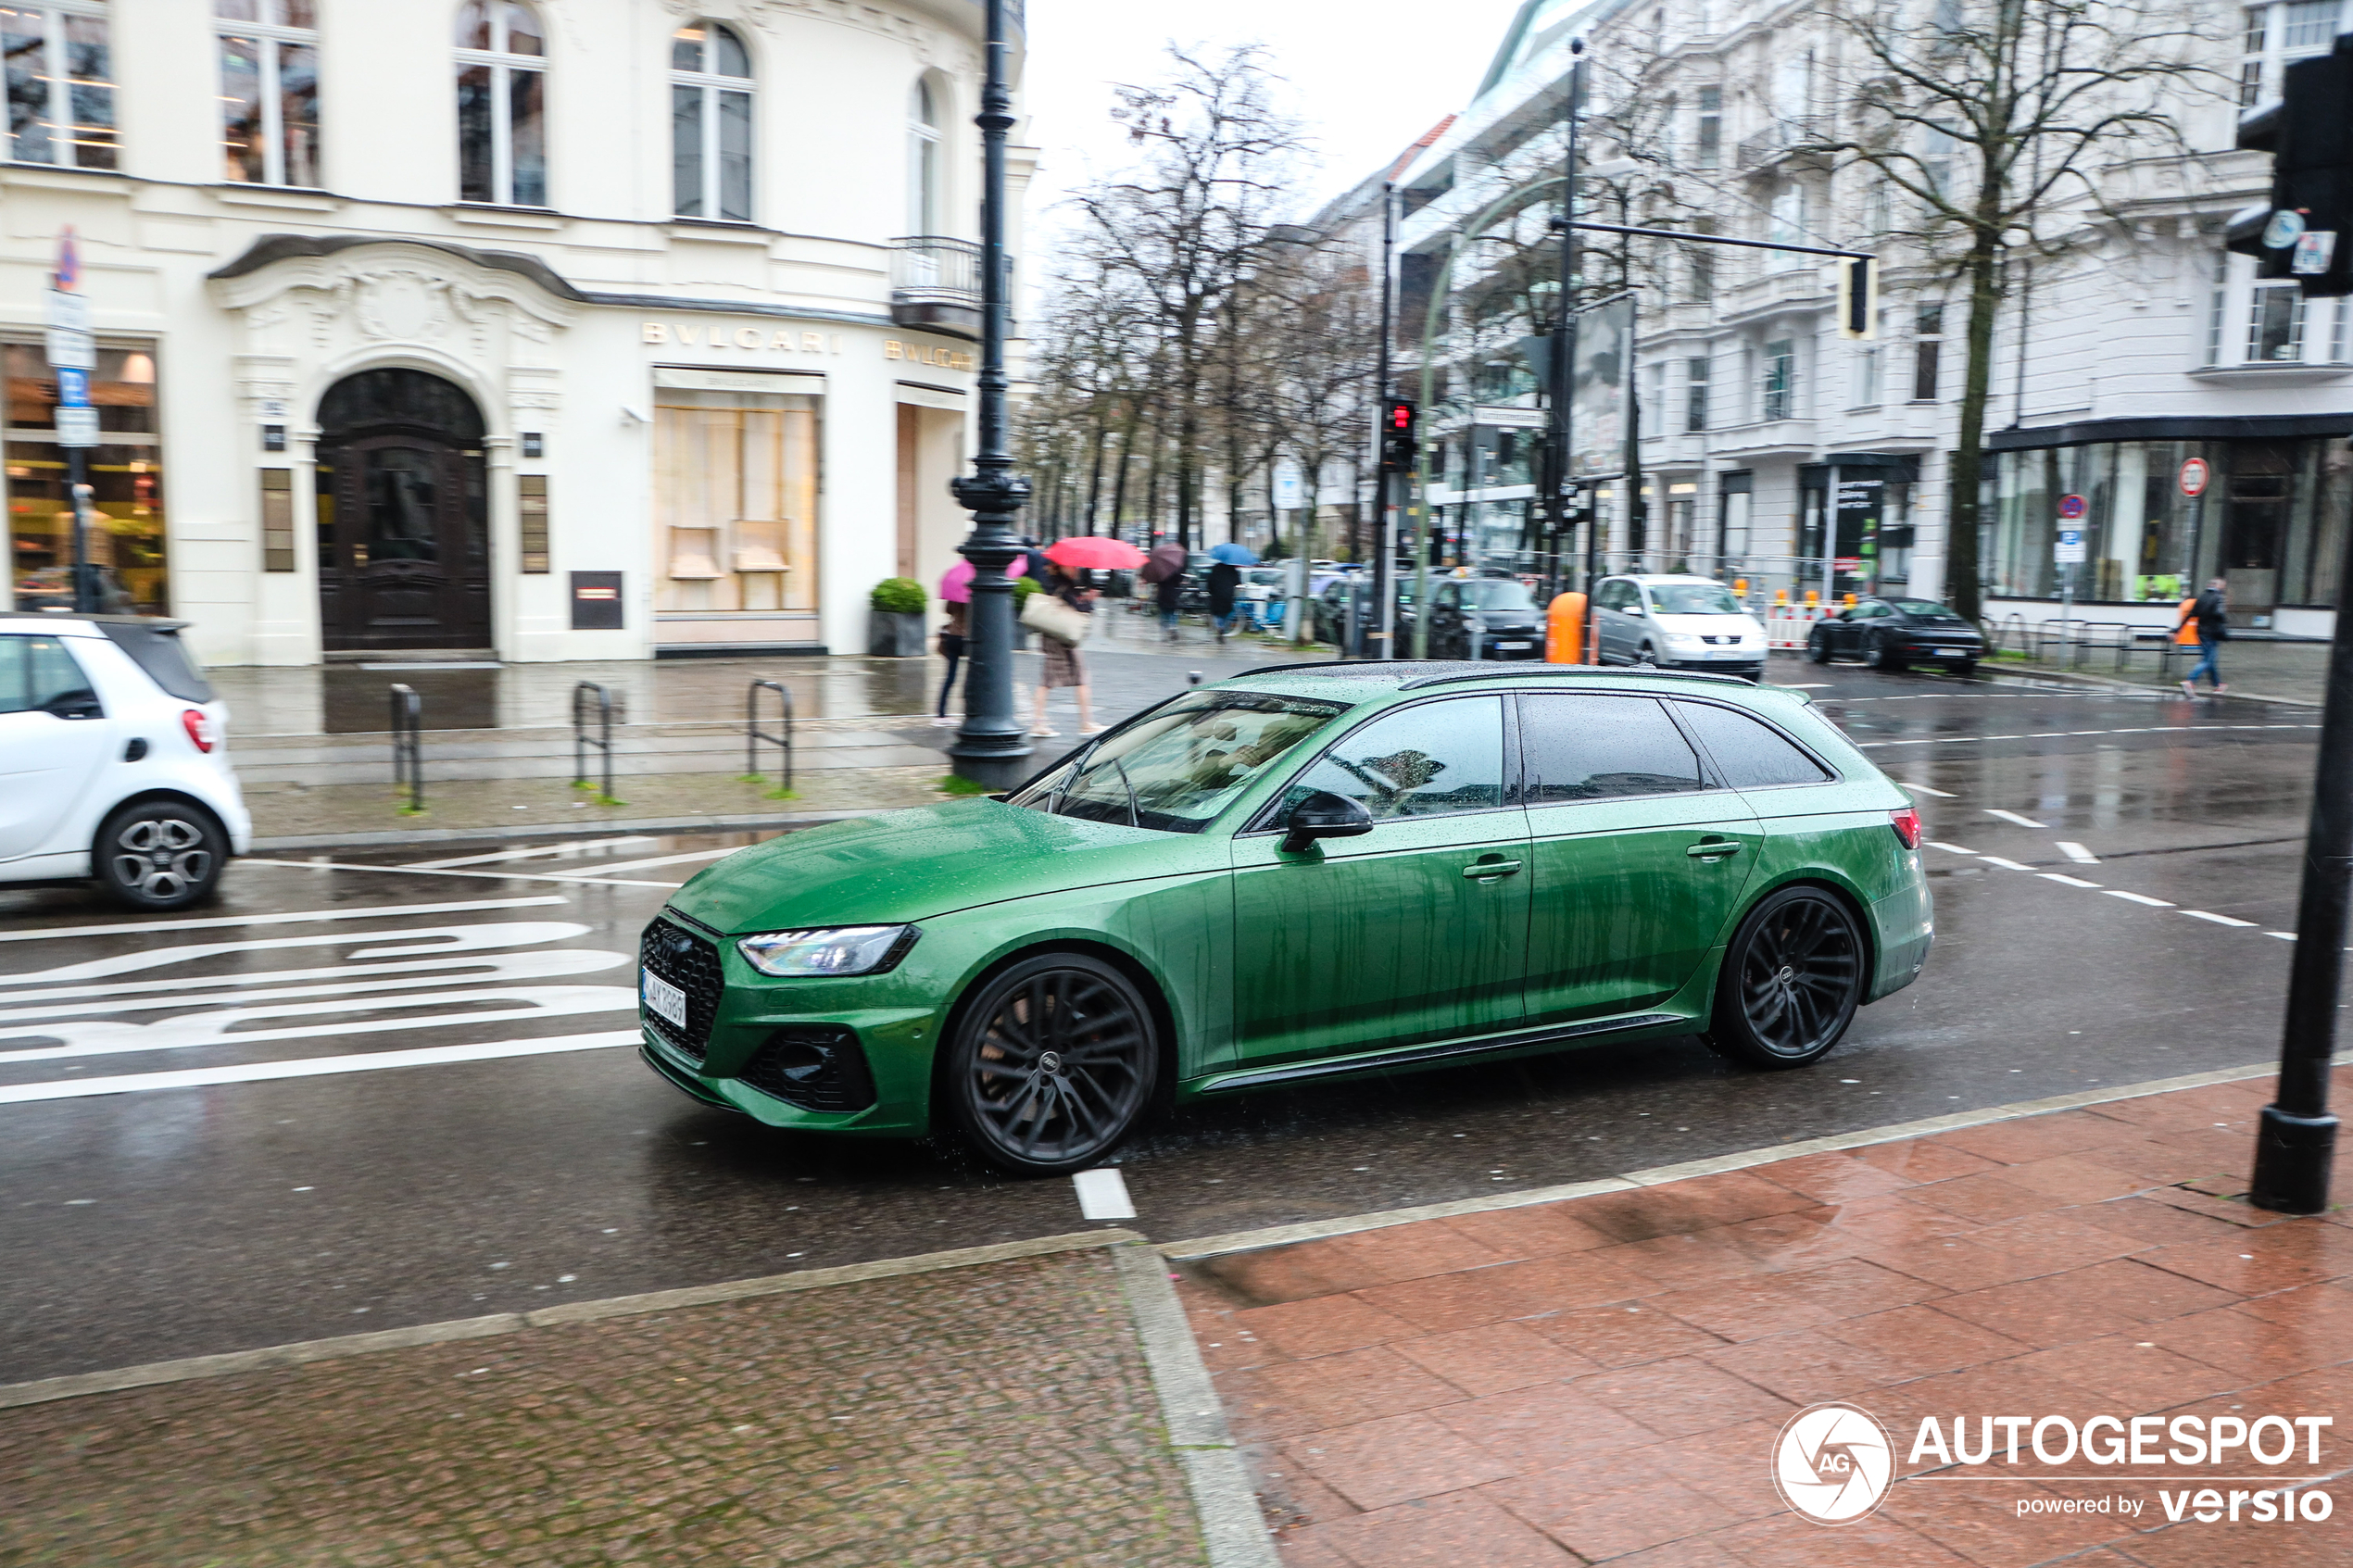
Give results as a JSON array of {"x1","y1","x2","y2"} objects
[
  {"x1": 0, "y1": 897, "x2": 568, "y2": 945},
  {"x1": 2184, "y1": 910, "x2": 2259, "y2": 927},
  {"x1": 2056, "y1": 842, "x2": 2100, "y2": 864},
  {"x1": 1926, "y1": 845, "x2": 2282, "y2": 935},
  {"x1": 2039, "y1": 873, "x2": 2101, "y2": 888},
  {"x1": 1984, "y1": 809, "x2": 2048, "y2": 828},
  {"x1": 1856, "y1": 722, "x2": 2321, "y2": 751},
  {"x1": 243, "y1": 859, "x2": 686, "y2": 890},
  {"x1": 2105, "y1": 890, "x2": 2175, "y2": 908}
]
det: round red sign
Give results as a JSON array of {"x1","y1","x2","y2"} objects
[{"x1": 2180, "y1": 458, "x2": 2211, "y2": 497}]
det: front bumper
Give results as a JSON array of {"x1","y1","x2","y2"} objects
[{"x1": 1661, "y1": 649, "x2": 1765, "y2": 677}]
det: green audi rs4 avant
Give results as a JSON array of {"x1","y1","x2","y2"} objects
[{"x1": 638, "y1": 662, "x2": 1932, "y2": 1173}]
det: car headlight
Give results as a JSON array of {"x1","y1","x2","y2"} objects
[
  {"x1": 736, "y1": 925, "x2": 917, "y2": 977},
  {"x1": 1664, "y1": 632, "x2": 1705, "y2": 648}
]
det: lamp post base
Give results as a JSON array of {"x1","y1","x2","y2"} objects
[{"x1": 2249, "y1": 1104, "x2": 2337, "y2": 1215}]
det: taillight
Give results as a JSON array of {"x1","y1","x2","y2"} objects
[
  {"x1": 1890, "y1": 806, "x2": 1922, "y2": 850},
  {"x1": 182, "y1": 709, "x2": 216, "y2": 753}
]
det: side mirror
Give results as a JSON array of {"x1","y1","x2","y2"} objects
[
  {"x1": 44, "y1": 692, "x2": 103, "y2": 721},
  {"x1": 1280, "y1": 789, "x2": 1374, "y2": 854}
]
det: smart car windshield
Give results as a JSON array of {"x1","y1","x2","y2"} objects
[
  {"x1": 1647, "y1": 583, "x2": 1743, "y2": 615},
  {"x1": 1009, "y1": 692, "x2": 1348, "y2": 833}
]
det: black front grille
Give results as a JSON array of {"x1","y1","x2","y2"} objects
[
  {"x1": 639, "y1": 916, "x2": 724, "y2": 1062},
  {"x1": 739, "y1": 1027, "x2": 877, "y2": 1113}
]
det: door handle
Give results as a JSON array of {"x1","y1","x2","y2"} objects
[
  {"x1": 1462, "y1": 859, "x2": 1523, "y2": 880},
  {"x1": 1686, "y1": 840, "x2": 1743, "y2": 859}
]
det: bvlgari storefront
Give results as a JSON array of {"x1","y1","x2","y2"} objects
[{"x1": 157, "y1": 235, "x2": 977, "y2": 665}]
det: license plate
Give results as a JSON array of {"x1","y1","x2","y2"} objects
[
  {"x1": 641, "y1": 968, "x2": 687, "y2": 1029},
  {"x1": 1496, "y1": 640, "x2": 1532, "y2": 650}
]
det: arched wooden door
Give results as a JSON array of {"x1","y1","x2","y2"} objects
[{"x1": 315, "y1": 370, "x2": 491, "y2": 653}]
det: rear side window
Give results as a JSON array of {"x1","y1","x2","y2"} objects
[
  {"x1": 1519, "y1": 694, "x2": 1705, "y2": 802},
  {"x1": 1674, "y1": 701, "x2": 1833, "y2": 787},
  {"x1": 0, "y1": 634, "x2": 97, "y2": 714},
  {"x1": 97, "y1": 622, "x2": 214, "y2": 702}
]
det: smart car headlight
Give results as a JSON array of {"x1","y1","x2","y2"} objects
[{"x1": 736, "y1": 925, "x2": 917, "y2": 977}]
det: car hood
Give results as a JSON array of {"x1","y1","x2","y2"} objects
[
  {"x1": 1655, "y1": 614, "x2": 1765, "y2": 637},
  {"x1": 666, "y1": 798, "x2": 1227, "y2": 934}
]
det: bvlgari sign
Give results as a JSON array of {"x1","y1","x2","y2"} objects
[{"x1": 637, "y1": 320, "x2": 974, "y2": 372}]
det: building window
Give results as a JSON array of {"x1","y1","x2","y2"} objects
[
  {"x1": 5, "y1": 341, "x2": 166, "y2": 612},
  {"x1": 1685, "y1": 355, "x2": 1709, "y2": 432},
  {"x1": 1762, "y1": 339, "x2": 1794, "y2": 421},
  {"x1": 2248, "y1": 283, "x2": 2307, "y2": 361},
  {"x1": 456, "y1": 0, "x2": 546, "y2": 207},
  {"x1": 2241, "y1": 1, "x2": 2339, "y2": 106},
  {"x1": 1693, "y1": 85, "x2": 1720, "y2": 170},
  {"x1": 1855, "y1": 337, "x2": 1882, "y2": 406},
  {"x1": 259, "y1": 469, "x2": 295, "y2": 571},
  {"x1": 217, "y1": 1, "x2": 318, "y2": 187},
  {"x1": 672, "y1": 19, "x2": 752, "y2": 221},
  {"x1": 3, "y1": 2, "x2": 114, "y2": 169},
  {"x1": 1912, "y1": 303, "x2": 1944, "y2": 400},
  {"x1": 654, "y1": 388, "x2": 819, "y2": 619},
  {"x1": 2205, "y1": 249, "x2": 2231, "y2": 366},
  {"x1": 908, "y1": 77, "x2": 941, "y2": 234},
  {"x1": 1766, "y1": 183, "x2": 1806, "y2": 270}
]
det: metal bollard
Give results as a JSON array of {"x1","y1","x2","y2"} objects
[
  {"x1": 573, "y1": 681, "x2": 615, "y2": 800},
  {"x1": 747, "y1": 678, "x2": 795, "y2": 793},
  {"x1": 389, "y1": 684, "x2": 423, "y2": 813}
]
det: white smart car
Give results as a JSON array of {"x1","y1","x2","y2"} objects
[
  {"x1": 0, "y1": 614, "x2": 251, "y2": 909},
  {"x1": 1591, "y1": 574, "x2": 1769, "y2": 681}
]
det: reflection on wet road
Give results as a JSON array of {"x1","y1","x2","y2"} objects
[{"x1": 0, "y1": 665, "x2": 2324, "y2": 1382}]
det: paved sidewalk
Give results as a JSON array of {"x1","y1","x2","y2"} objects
[
  {"x1": 1177, "y1": 1070, "x2": 2353, "y2": 1567},
  {"x1": 0, "y1": 1239, "x2": 1222, "y2": 1568}
]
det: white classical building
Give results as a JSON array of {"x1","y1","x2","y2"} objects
[
  {"x1": 1353, "y1": 0, "x2": 2353, "y2": 633},
  {"x1": 1, "y1": 0, "x2": 1021, "y2": 665}
]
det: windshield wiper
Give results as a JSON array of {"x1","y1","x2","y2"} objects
[{"x1": 1110, "y1": 756, "x2": 1141, "y2": 829}]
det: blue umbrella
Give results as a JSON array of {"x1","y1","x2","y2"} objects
[{"x1": 1208, "y1": 542, "x2": 1260, "y2": 565}]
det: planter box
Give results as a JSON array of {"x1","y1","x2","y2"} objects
[{"x1": 868, "y1": 609, "x2": 927, "y2": 658}]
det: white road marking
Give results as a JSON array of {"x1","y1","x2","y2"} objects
[
  {"x1": 2106, "y1": 890, "x2": 2174, "y2": 908},
  {"x1": 243, "y1": 859, "x2": 683, "y2": 890},
  {"x1": 1072, "y1": 1167, "x2": 1138, "y2": 1221},
  {"x1": 545, "y1": 847, "x2": 740, "y2": 878},
  {"x1": 1979, "y1": 857, "x2": 2036, "y2": 872},
  {"x1": 0, "y1": 985, "x2": 635, "y2": 1064},
  {"x1": 1925, "y1": 842, "x2": 1980, "y2": 855},
  {"x1": 1984, "y1": 809, "x2": 2048, "y2": 828},
  {"x1": 2056, "y1": 842, "x2": 2099, "y2": 864},
  {"x1": 1897, "y1": 782, "x2": 1957, "y2": 797},
  {"x1": 2183, "y1": 910, "x2": 2257, "y2": 927},
  {"x1": 0, "y1": 1031, "x2": 641, "y2": 1105},
  {"x1": 2039, "y1": 874, "x2": 2101, "y2": 888},
  {"x1": 0, "y1": 951, "x2": 623, "y2": 1020},
  {"x1": 2270, "y1": 932, "x2": 2297, "y2": 941},
  {"x1": 404, "y1": 836, "x2": 659, "y2": 870},
  {"x1": 0, "y1": 897, "x2": 567, "y2": 946}
]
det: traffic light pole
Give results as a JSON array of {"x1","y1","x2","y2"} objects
[{"x1": 1370, "y1": 182, "x2": 1397, "y2": 659}]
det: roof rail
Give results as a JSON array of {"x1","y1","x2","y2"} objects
[{"x1": 1397, "y1": 666, "x2": 1757, "y2": 691}]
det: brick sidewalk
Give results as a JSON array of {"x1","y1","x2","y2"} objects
[
  {"x1": 0, "y1": 1244, "x2": 1213, "y2": 1568},
  {"x1": 1179, "y1": 1070, "x2": 2353, "y2": 1567}
]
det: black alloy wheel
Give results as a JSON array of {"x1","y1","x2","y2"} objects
[
  {"x1": 1806, "y1": 632, "x2": 1833, "y2": 663},
  {"x1": 1947, "y1": 659, "x2": 1978, "y2": 678},
  {"x1": 947, "y1": 953, "x2": 1159, "y2": 1173},
  {"x1": 1869, "y1": 633, "x2": 1907, "y2": 671},
  {"x1": 94, "y1": 798, "x2": 226, "y2": 911},
  {"x1": 1706, "y1": 886, "x2": 1866, "y2": 1068}
]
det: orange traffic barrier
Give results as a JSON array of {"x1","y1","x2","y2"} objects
[{"x1": 1547, "y1": 592, "x2": 1586, "y2": 663}]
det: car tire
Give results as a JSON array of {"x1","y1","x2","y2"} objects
[
  {"x1": 94, "y1": 797, "x2": 227, "y2": 911},
  {"x1": 945, "y1": 952, "x2": 1161, "y2": 1174},
  {"x1": 1705, "y1": 885, "x2": 1866, "y2": 1069},
  {"x1": 1635, "y1": 644, "x2": 1658, "y2": 668},
  {"x1": 1869, "y1": 634, "x2": 1906, "y2": 672},
  {"x1": 1806, "y1": 633, "x2": 1832, "y2": 664},
  {"x1": 1947, "y1": 660, "x2": 1978, "y2": 678}
]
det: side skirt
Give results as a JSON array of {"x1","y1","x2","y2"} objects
[{"x1": 1191, "y1": 1010, "x2": 1692, "y2": 1096}]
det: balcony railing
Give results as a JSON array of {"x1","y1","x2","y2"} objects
[{"x1": 889, "y1": 235, "x2": 987, "y2": 340}]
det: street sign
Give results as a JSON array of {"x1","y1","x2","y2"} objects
[
  {"x1": 2057, "y1": 493, "x2": 2088, "y2": 521},
  {"x1": 1471, "y1": 404, "x2": 1547, "y2": 430},
  {"x1": 2055, "y1": 528, "x2": 2086, "y2": 564},
  {"x1": 1272, "y1": 460, "x2": 1302, "y2": 511},
  {"x1": 55, "y1": 406, "x2": 98, "y2": 447},
  {"x1": 2180, "y1": 458, "x2": 2211, "y2": 496},
  {"x1": 55, "y1": 367, "x2": 89, "y2": 407},
  {"x1": 44, "y1": 288, "x2": 92, "y2": 371}
]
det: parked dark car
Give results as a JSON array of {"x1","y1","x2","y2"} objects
[
  {"x1": 1311, "y1": 575, "x2": 1416, "y2": 650},
  {"x1": 1807, "y1": 597, "x2": 1985, "y2": 674},
  {"x1": 1425, "y1": 578, "x2": 1547, "y2": 659}
]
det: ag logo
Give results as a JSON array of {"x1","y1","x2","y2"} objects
[{"x1": 1772, "y1": 1402, "x2": 1895, "y2": 1524}]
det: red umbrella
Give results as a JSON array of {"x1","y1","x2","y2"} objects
[
  {"x1": 937, "y1": 556, "x2": 1026, "y2": 604},
  {"x1": 1138, "y1": 544, "x2": 1189, "y2": 584},
  {"x1": 1045, "y1": 536, "x2": 1147, "y2": 571}
]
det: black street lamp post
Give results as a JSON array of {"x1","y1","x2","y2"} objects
[{"x1": 948, "y1": 0, "x2": 1034, "y2": 787}]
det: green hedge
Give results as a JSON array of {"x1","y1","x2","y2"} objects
[{"x1": 870, "y1": 577, "x2": 925, "y2": 614}]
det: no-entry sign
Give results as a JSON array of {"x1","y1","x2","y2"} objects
[{"x1": 2180, "y1": 458, "x2": 2211, "y2": 497}]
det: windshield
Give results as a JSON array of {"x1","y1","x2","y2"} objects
[
  {"x1": 1647, "y1": 583, "x2": 1743, "y2": 615},
  {"x1": 1894, "y1": 598, "x2": 1967, "y2": 621},
  {"x1": 1007, "y1": 691, "x2": 1347, "y2": 833},
  {"x1": 1463, "y1": 581, "x2": 1537, "y2": 610}
]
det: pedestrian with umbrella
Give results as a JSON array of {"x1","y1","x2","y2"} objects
[
  {"x1": 1027, "y1": 539, "x2": 1133, "y2": 735},
  {"x1": 936, "y1": 555, "x2": 1025, "y2": 723},
  {"x1": 1140, "y1": 541, "x2": 1188, "y2": 642}
]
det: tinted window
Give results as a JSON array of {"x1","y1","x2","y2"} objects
[
  {"x1": 1519, "y1": 694, "x2": 1705, "y2": 802},
  {"x1": 97, "y1": 622, "x2": 214, "y2": 702},
  {"x1": 0, "y1": 634, "x2": 97, "y2": 714},
  {"x1": 1280, "y1": 696, "x2": 1505, "y2": 820},
  {"x1": 1675, "y1": 701, "x2": 1832, "y2": 787}
]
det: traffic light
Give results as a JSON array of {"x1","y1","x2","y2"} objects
[
  {"x1": 2227, "y1": 33, "x2": 2353, "y2": 296},
  {"x1": 1379, "y1": 397, "x2": 1417, "y2": 473},
  {"x1": 1836, "y1": 255, "x2": 1878, "y2": 339}
]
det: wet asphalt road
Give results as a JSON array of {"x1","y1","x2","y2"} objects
[{"x1": 0, "y1": 661, "x2": 2328, "y2": 1382}]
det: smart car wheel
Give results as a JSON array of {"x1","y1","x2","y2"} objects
[
  {"x1": 1707, "y1": 886, "x2": 1865, "y2": 1069},
  {"x1": 948, "y1": 953, "x2": 1159, "y2": 1174},
  {"x1": 95, "y1": 799, "x2": 226, "y2": 911}
]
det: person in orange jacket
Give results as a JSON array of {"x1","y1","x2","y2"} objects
[{"x1": 2177, "y1": 578, "x2": 2228, "y2": 697}]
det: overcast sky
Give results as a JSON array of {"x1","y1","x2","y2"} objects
[{"x1": 1020, "y1": 0, "x2": 1527, "y2": 239}]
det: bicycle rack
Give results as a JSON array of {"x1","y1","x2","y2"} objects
[
  {"x1": 389, "y1": 684, "x2": 424, "y2": 813},
  {"x1": 747, "y1": 678, "x2": 794, "y2": 793},
  {"x1": 573, "y1": 681, "x2": 615, "y2": 799}
]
